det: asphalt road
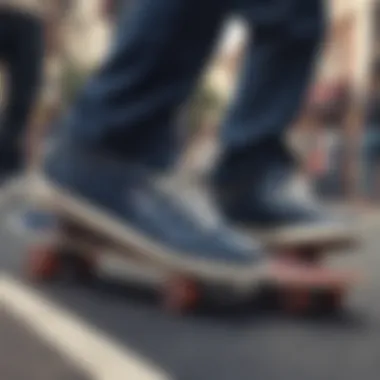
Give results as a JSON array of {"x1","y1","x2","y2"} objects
[
  {"x1": 1, "y1": 192, "x2": 380, "y2": 380},
  {"x1": 0, "y1": 309, "x2": 91, "y2": 380}
]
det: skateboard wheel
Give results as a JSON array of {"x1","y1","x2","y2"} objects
[
  {"x1": 161, "y1": 277, "x2": 201, "y2": 314},
  {"x1": 26, "y1": 245, "x2": 60, "y2": 282}
]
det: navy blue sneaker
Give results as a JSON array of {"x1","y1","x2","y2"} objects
[
  {"x1": 37, "y1": 141, "x2": 270, "y2": 284},
  {"x1": 213, "y1": 141, "x2": 357, "y2": 248}
]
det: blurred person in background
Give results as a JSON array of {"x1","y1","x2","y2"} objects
[
  {"x1": 37, "y1": 0, "x2": 355, "y2": 275},
  {"x1": 25, "y1": 1, "x2": 70, "y2": 168},
  {"x1": 15, "y1": 1, "x2": 121, "y2": 235},
  {"x1": 0, "y1": 0, "x2": 45, "y2": 184},
  {"x1": 308, "y1": 82, "x2": 351, "y2": 201},
  {"x1": 8, "y1": 1, "x2": 72, "y2": 233},
  {"x1": 361, "y1": 68, "x2": 380, "y2": 205}
]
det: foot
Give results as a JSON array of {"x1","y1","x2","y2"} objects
[
  {"x1": 41, "y1": 142, "x2": 267, "y2": 278},
  {"x1": 213, "y1": 144, "x2": 357, "y2": 249}
]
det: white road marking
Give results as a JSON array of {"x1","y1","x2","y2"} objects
[{"x1": 0, "y1": 274, "x2": 170, "y2": 380}]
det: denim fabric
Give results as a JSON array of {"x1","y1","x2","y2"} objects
[{"x1": 62, "y1": 0, "x2": 324, "y2": 173}]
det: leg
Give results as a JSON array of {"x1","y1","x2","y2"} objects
[
  {"x1": 214, "y1": 1, "x2": 356, "y2": 248},
  {"x1": 214, "y1": 0, "x2": 325, "y2": 190},
  {"x1": 64, "y1": 0, "x2": 230, "y2": 168},
  {"x1": 221, "y1": 0, "x2": 325, "y2": 152}
]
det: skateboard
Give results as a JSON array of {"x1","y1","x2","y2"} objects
[{"x1": 23, "y1": 175, "x2": 359, "y2": 316}]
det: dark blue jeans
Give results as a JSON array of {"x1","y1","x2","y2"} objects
[
  {"x1": 0, "y1": 9, "x2": 43, "y2": 166},
  {"x1": 63, "y1": 0, "x2": 325, "y2": 170}
]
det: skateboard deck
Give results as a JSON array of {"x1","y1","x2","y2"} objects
[
  {"x1": 252, "y1": 224, "x2": 357, "y2": 260},
  {"x1": 23, "y1": 174, "x2": 359, "y2": 315}
]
